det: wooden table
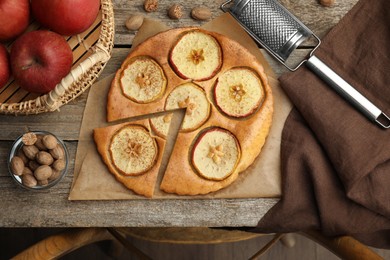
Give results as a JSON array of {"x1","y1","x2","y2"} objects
[{"x1": 0, "y1": 0, "x2": 358, "y2": 227}]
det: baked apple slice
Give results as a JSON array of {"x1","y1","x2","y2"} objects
[
  {"x1": 214, "y1": 67, "x2": 265, "y2": 118},
  {"x1": 120, "y1": 56, "x2": 167, "y2": 103},
  {"x1": 165, "y1": 82, "x2": 210, "y2": 132},
  {"x1": 169, "y1": 30, "x2": 222, "y2": 81},
  {"x1": 109, "y1": 124, "x2": 158, "y2": 176},
  {"x1": 191, "y1": 127, "x2": 241, "y2": 181},
  {"x1": 149, "y1": 112, "x2": 173, "y2": 139}
]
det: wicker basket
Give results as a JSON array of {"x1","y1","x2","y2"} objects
[{"x1": 0, "y1": 0, "x2": 115, "y2": 115}]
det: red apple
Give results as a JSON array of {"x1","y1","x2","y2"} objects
[
  {"x1": 0, "y1": 0, "x2": 30, "y2": 42},
  {"x1": 0, "y1": 44, "x2": 10, "y2": 88},
  {"x1": 10, "y1": 30, "x2": 73, "y2": 94},
  {"x1": 31, "y1": 0, "x2": 100, "y2": 36}
]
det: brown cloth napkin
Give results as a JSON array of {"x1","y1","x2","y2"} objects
[{"x1": 255, "y1": 0, "x2": 390, "y2": 248}]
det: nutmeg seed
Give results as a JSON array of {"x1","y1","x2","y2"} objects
[
  {"x1": 38, "y1": 179, "x2": 49, "y2": 186},
  {"x1": 17, "y1": 150, "x2": 29, "y2": 164},
  {"x1": 36, "y1": 151, "x2": 54, "y2": 165},
  {"x1": 42, "y1": 135, "x2": 58, "y2": 150},
  {"x1": 28, "y1": 160, "x2": 40, "y2": 171},
  {"x1": 144, "y1": 0, "x2": 158, "y2": 12},
  {"x1": 10, "y1": 156, "x2": 24, "y2": 176},
  {"x1": 168, "y1": 4, "x2": 183, "y2": 20},
  {"x1": 23, "y1": 145, "x2": 39, "y2": 160},
  {"x1": 53, "y1": 159, "x2": 66, "y2": 171},
  {"x1": 22, "y1": 174, "x2": 37, "y2": 188},
  {"x1": 125, "y1": 14, "x2": 144, "y2": 31},
  {"x1": 34, "y1": 165, "x2": 53, "y2": 181},
  {"x1": 34, "y1": 135, "x2": 47, "y2": 150},
  {"x1": 49, "y1": 170, "x2": 61, "y2": 181},
  {"x1": 49, "y1": 144, "x2": 65, "y2": 160},
  {"x1": 22, "y1": 167, "x2": 33, "y2": 175},
  {"x1": 22, "y1": 132, "x2": 37, "y2": 145},
  {"x1": 191, "y1": 7, "x2": 212, "y2": 21}
]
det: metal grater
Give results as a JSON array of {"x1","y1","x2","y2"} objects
[{"x1": 221, "y1": 0, "x2": 390, "y2": 128}]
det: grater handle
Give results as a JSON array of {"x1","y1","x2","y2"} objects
[
  {"x1": 221, "y1": 0, "x2": 233, "y2": 12},
  {"x1": 306, "y1": 55, "x2": 390, "y2": 128}
]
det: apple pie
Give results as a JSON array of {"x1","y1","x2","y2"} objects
[{"x1": 96, "y1": 28, "x2": 273, "y2": 197}]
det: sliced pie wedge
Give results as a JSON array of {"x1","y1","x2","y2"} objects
[{"x1": 94, "y1": 121, "x2": 165, "y2": 198}]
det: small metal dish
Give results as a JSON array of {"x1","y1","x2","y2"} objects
[{"x1": 8, "y1": 131, "x2": 69, "y2": 191}]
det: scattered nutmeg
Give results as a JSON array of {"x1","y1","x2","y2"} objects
[
  {"x1": 319, "y1": 0, "x2": 335, "y2": 7},
  {"x1": 125, "y1": 14, "x2": 144, "y2": 31},
  {"x1": 144, "y1": 0, "x2": 158, "y2": 12},
  {"x1": 168, "y1": 4, "x2": 183, "y2": 20},
  {"x1": 191, "y1": 7, "x2": 212, "y2": 21}
]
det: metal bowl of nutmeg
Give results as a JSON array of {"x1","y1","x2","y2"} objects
[{"x1": 8, "y1": 131, "x2": 69, "y2": 191}]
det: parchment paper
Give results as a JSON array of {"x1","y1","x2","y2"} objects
[{"x1": 68, "y1": 13, "x2": 292, "y2": 200}]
